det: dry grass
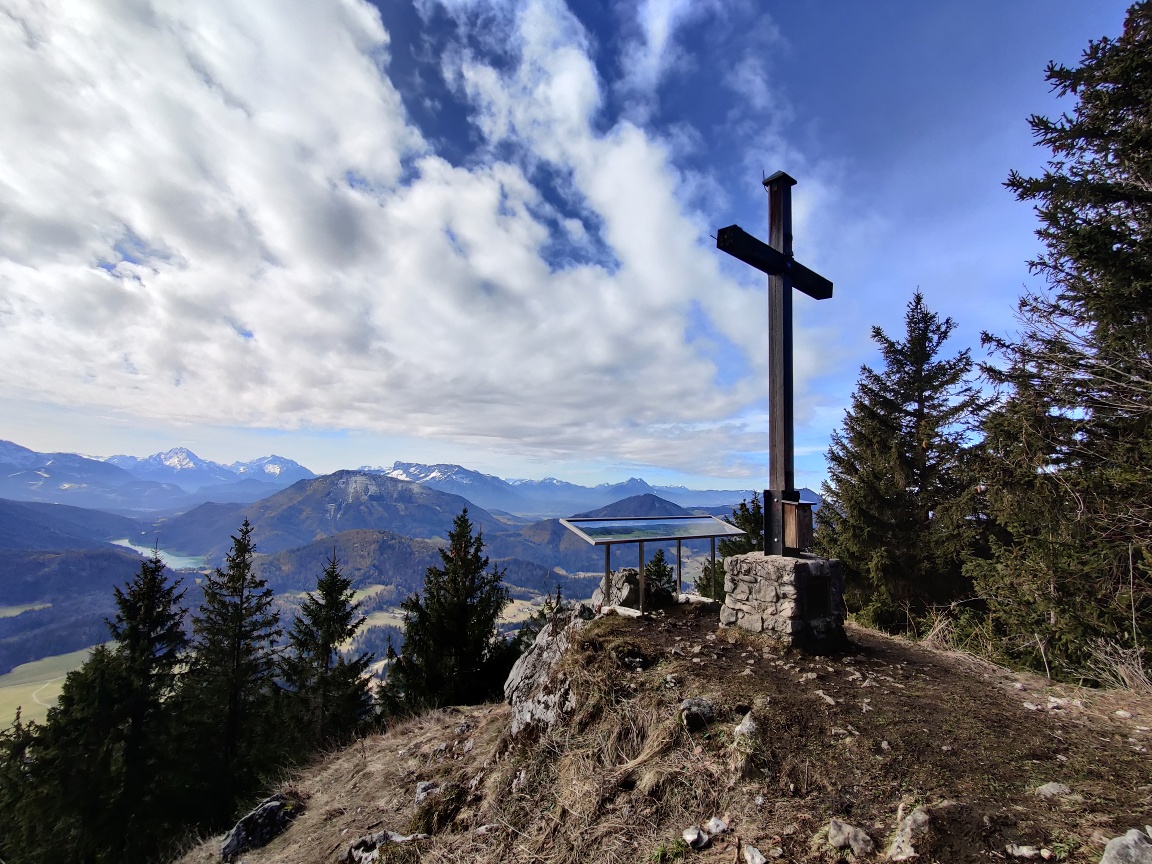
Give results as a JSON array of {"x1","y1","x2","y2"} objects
[
  {"x1": 174, "y1": 607, "x2": 1152, "y2": 864},
  {"x1": 1084, "y1": 639, "x2": 1152, "y2": 694}
]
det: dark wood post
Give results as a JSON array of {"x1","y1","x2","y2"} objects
[
  {"x1": 714, "y1": 172, "x2": 832, "y2": 558},
  {"x1": 765, "y1": 171, "x2": 799, "y2": 556}
]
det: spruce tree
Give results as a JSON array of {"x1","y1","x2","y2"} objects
[
  {"x1": 106, "y1": 551, "x2": 188, "y2": 860},
  {"x1": 0, "y1": 710, "x2": 38, "y2": 863},
  {"x1": 281, "y1": 553, "x2": 373, "y2": 749},
  {"x1": 973, "y1": 2, "x2": 1152, "y2": 675},
  {"x1": 183, "y1": 518, "x2": 281, "y2": 822},
  {"x1": 816, "y1": 292, "x2": 987, "y2": 630},
  {"x1": 1, "y1": 553, "x2": 189, "y2": 864},
  {"x1": 644, "y1": 547, "x2": 676, "y2": 604},
  {"x1": 386, "y1": 508, "x2": 512, "y2": 711},
  {"x1": 695, "y1": 494, "x2": 764, "y2": 599}
]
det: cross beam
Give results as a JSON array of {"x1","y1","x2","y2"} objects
[
  {"x1": 715, "y1": 226, "x2": 832, "y2": 300},
  {"x1": 715, "y1": 171, "x2": 833, "y2": 556}
]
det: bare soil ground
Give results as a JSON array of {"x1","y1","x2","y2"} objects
[{"x1": 175, "y1": 604, "x2": 1151, "y2": 864}]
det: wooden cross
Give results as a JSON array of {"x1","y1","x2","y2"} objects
[{"x1": 715, "y1": 171, "x2": 833, "y2": 556}]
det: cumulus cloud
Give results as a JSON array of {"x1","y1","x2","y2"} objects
[{"x1": 0, "y1": 0, "x2": 808, "y2": 478}]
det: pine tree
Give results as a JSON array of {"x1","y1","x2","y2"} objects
[
  {"x1": 972, "y1": 3, "x2": 1152, "y2": 675},
  {"x1": 386, "y1": 509, "x2": 512, "y2": 711},
  {"x1": 183, "y1": 518, "x2": 281, "y2": 822},
  {"x1": 281, "y1": 553, "x2": 373, "y2": 749},
  {"x1": 1, "y1": 553, "x2": 190, "y2": 864},
  {"x1": 816, "y1": 292, "x2": 987, "y2": 631},
  {"x1": 0, "y1": 710, "x2": 38, "y2": 863},
  {"x1": 644, "y1": 547, "x2": 676, "y2": 604},
  {"x1": 25, "y1": 646, "x2": 131, "y2": 863},
  {"x1": 106, "y1": 551, "x2": 188, "y2": 860},
  {"x1": 695, "y1": 494, "x2": 764, "y2": 599}
]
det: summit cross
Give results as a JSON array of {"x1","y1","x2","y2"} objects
[{"x1": 715, "y1": 171, "x2": 834, "y2": 556}]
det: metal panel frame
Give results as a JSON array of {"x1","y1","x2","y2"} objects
[
  {"x1": 559, "y1": 515, "x2": 746, "y2": 546},
  {"x1": 559, "y1": 516, "x2": 745, "y2": 615}
]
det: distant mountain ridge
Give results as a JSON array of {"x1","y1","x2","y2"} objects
[
  {"x1": 1, "y1": 440, "x2": 802, "y2": 518},
  {"x1": 107, "y1": 447, "x2": 315, "y2": 491},
  {"x1": 573, "y1": 493, "x2": 690, "y2": 519},
  {"x1": 360, "y1": 460, "x2": 758, "y2": 517},
  {"x1": 0, "y1": 440, "x2": 316, "y2": 513},
  {"x1": 151, "y1": 470, "x2": 503, "y2": 561}
]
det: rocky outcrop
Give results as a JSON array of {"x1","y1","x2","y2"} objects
[
  {"x1": 504, "y1": 603, "x2": 596, "y2": 735},
  {"x1": 590, "y1": 567, "x2": 675, "y2": 610},
  {"x1": 220, "y1": 792, "x2": 304, "y2": 862},
  {"x1": 591, "y1": 568, "x2": 641, "y2": 609},
  {"x1": 1099, "y1": 828, "x2": 1152, "y2": 864}
]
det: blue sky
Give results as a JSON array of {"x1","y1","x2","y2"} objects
[{"x1": 0, "y1": 0, "x2": 1131, "y2": 489}]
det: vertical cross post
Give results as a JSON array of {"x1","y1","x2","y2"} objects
[
  {"x1": 765, "y1": 171, "x2": 799, "y2": 556},
  {"x1": 715, "y1": 171, "x2": 833, "y2": 558}
]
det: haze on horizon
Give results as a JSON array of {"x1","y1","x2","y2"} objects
[{"x1": 0, "y1": 1, "x2": 1129, "y2": 489}]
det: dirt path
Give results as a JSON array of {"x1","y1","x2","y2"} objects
[{"x1": 30, "y1": 676, "x2": 64, "y2": 707}]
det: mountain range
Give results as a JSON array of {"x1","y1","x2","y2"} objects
[
  {"x1": 0, "y1": 441, "x2": 315, "y2": 514},
  {"x1": 0, "y1": 439, "x2": 780, "y2": 517},
  {"x1": 364, "y1": 460, "x2": 762, "y2": 517},
  {"x1": 0, "y1": 438, "x2": 824, "y2": 679}
]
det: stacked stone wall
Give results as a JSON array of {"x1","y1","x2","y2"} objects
[{"x1": 720, "y1": 553, "x2": 846, "y2": 648}]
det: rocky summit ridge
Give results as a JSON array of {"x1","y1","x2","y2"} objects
[{"x1": 176, "y1": 604, "x2": 1151, "y2": 864}]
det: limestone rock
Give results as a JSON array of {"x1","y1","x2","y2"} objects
[
  {"x1": 886, "y1": 805, "x2": 932, "y2": 861},
  {"x1": 1006, "y1": 843, "x2": 1041, "y2": 859},
  {"x1": 220, "y1": 792, "x2": 303, "y2": 862},
  {"x1": 414, "y1": 781, "x2": 439, "y2": 805},
  {"x1": 1099, "y1": 829, "x2": 1152, "y2": 864},
  {"x1": 734, "y1": 712, "x2": 757, "y2": 738},
  {"x1": 504, "y1": 605, "x2": 594, "y2": 735},
  {"x1": 683, "y1": 825, "x2": 710, "y2": 849},
  {"x1": 828, "y1": 818, "x2": 875, "y2": 857},
  {"x1": 1034, "y1": 782, "x2": 1071, "y2": 798},
  {"x1": 744, "y1": 845, "x2": 768, "y2": 864},
  {"x1": 679, "y1": 697, "x2": 716, "y2": 731},
  {"x1": 345, "y1": 830, "x2": 429, "y2": 863},
  {"x1": 591, "y1": 569, "x2": 640, "y2": 609},
  {"x1": 705, "y1": 816, "x2": 728, "y2": 835}
]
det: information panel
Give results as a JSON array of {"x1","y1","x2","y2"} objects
[{"x1": 559, "y1": 515, "x2": 746, "y2": 546}]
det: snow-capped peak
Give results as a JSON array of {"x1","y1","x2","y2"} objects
[{"x1": 159, "y1": 447, "x2": 203, "y2": 470}]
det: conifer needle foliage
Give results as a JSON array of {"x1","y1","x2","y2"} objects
[
  {"x1": 185, "y1": 518, "x2": 281, "y2": 821},
  {"x1": 282, "y1": 553, "x2": 373, "y2": 748},
  {"x1": 695, "y1": 494, "x2": 764, "y2": 600},
  {"x1": 973, "y1": 2, "x2": 1152, "y2": 675},
  {"x1": 0, "y1": 553, "x2": 189, "y2": 864},
  {"x1": 385, "y1": 508, "x2": 515, "y2": 712},
  {"x1": 816, "y1": 292, "x2": 988, "y2": 631}
]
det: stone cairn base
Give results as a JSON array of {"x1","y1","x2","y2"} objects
[{"x1": 720, "y1": 553, "x2": 847, "y2": 650}]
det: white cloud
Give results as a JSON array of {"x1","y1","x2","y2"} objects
[
  {"x1": 0, "y1": 0, "x2": 813, "y2": 479},
  {"x1": 618, "y1": 0, "x2": 708, "y2": 101}
]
